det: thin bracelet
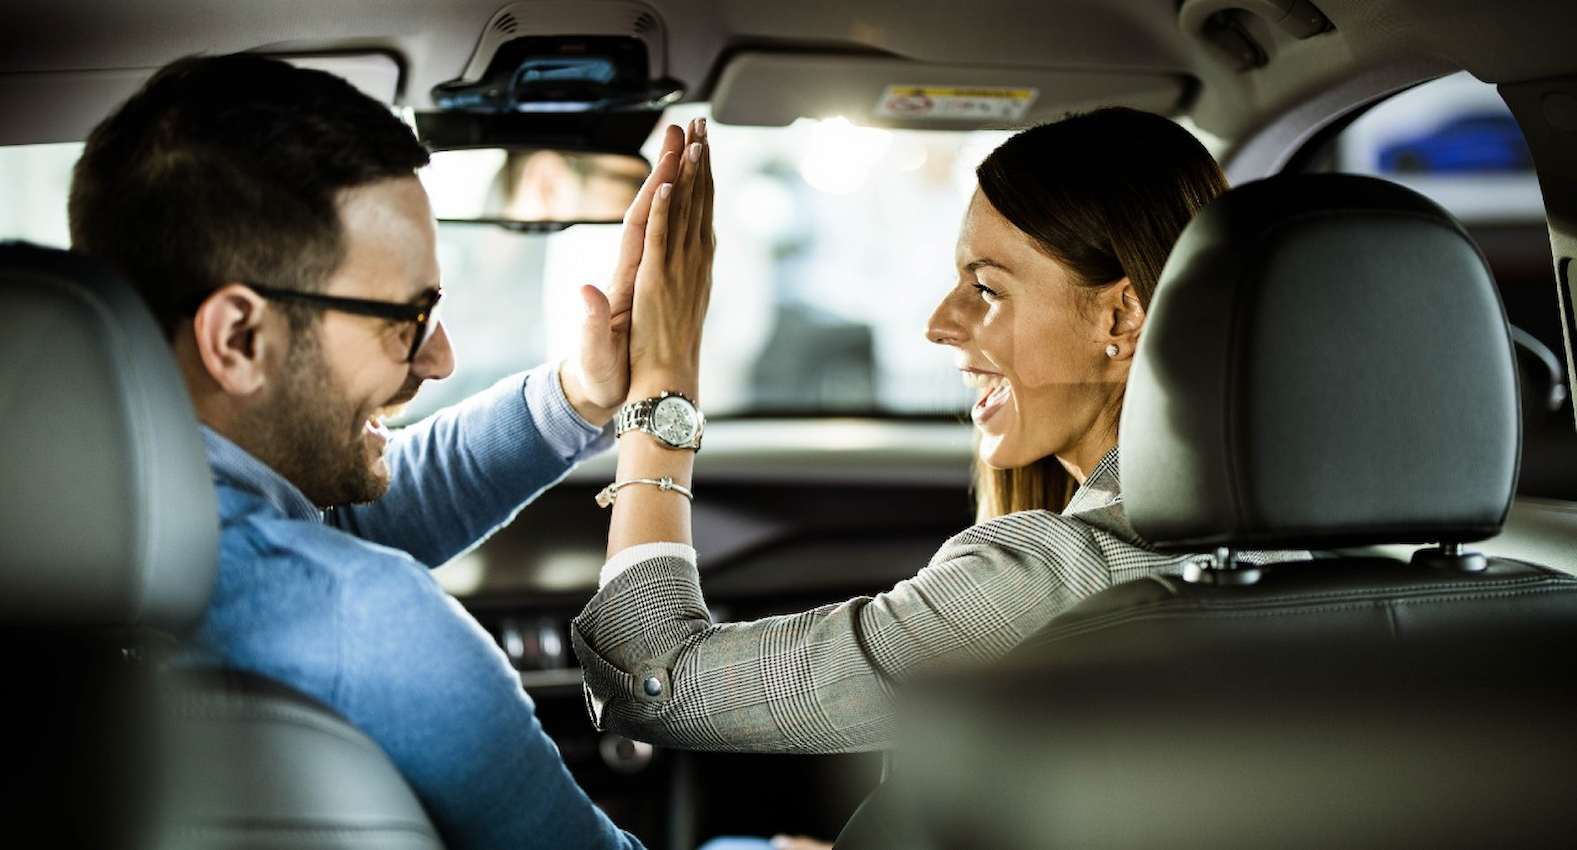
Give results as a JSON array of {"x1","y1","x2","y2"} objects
[{"x1": 595, "y1": 476, "x2": 695, "y2": 509}]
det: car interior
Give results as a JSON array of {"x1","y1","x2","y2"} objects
[{"x1": 3, "y1": 0, "x2": 1577, "y2": 848}]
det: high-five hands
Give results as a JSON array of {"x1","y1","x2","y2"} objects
[
  {"x1": 601, "y1": 118, "x2": 712, "y2": 554},
  {"x1": 627, "y1": 117, "x2": 714, "y2": 403},
  {"x1": 560, "y1": 123, "x2": 689, "y2": 423}
]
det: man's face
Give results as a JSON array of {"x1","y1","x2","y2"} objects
[{"x1": 249, "y1": 176, "x2": 454, "y2": 507}]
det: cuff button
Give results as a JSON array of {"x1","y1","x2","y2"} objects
[{"x1": 642, "y1": 676, "x2": 664, "y2": 697}]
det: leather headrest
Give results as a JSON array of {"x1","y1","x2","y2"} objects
[
  {"x1": 0, "y1": 243, "x2": 216, "y2": 630},
  {"x1": 1121, "y1": 175, "x2": 1519, "y2": 551}
]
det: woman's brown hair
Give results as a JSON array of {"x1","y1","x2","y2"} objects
[{"x1": 971, "y1": 107, "x2": 1229, "y2": 521}]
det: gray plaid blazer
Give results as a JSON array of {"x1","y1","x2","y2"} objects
[{"x1": 571, "y1": 448, "x2": 1309, "y2": 753}]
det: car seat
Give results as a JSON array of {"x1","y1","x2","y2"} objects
[{"x1": 0, "y1": 242, "x2": 444, "y2": 850}]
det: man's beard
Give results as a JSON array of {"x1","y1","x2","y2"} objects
[{"x1": 244, "y1": 328, "x2": 390, "y2": 508}]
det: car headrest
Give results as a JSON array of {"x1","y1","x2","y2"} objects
[
  {"x1": 0, "y1": 242, "x2": 216, "y2": 631},
  {"x1": 1121, "y1": 175, "x2": 1519, "y2": 551}
]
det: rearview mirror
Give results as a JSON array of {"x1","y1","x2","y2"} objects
[{"x1": 421, "y1": 148, "x2": 650, "y2": 231}]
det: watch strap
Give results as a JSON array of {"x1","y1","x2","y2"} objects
[{"x1": 615, "y1": 391, "x2": 704, "y2": 450}]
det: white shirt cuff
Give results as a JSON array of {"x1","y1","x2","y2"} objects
[{"x1": 600, "y1": 542, "x2": 698, "y2": 589}]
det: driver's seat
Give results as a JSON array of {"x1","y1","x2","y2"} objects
[
  {"x1": 0, "y1": 242, "x2": 444, "y2": 849},
  {"x1": 837, "y1": 176, "x2": 1577, "y2": 849}
]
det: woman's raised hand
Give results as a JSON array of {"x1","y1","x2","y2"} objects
[{"x1": 627, "y1": 117, "x2": 714, "y2": 402}]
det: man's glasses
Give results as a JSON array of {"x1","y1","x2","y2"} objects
[{"x1": 248, "y1": 283, "x2": 444, "y2": 363}]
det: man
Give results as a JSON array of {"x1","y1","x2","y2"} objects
[{"x1": 68, "y1": 52, "x2": 684, "y2": 849}]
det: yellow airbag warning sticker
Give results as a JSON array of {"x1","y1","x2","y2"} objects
[{"x1": 875, "y1": 86, "x2": 1038, "y2": 121}]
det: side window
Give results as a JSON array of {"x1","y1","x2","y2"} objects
[
  {"x1": 0, "y1": 143, "x2": 81, "y2": 248},
  {"x1": 1311, "y1": 72, "x2": 1575, "y2": 499}
]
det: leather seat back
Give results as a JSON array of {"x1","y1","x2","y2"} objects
[
  {"x1": 862, "y1": 572, "x2": 1577, "y2": 849},
  {"x1": 0, "y1": 242, "x2": 442, "y2": 850},
  {"x1": 159, "y1": 670, "x2": 443, "y2": 850}
]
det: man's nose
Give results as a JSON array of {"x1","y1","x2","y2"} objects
[
  {"x1": 412, "y1": 320, "x2": 456, "y2": 380},
  {"x1": 926, "y1": 288, "x2": 970, "y2": 347}
]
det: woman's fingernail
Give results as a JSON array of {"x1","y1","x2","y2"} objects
[
  {"x1": 688, "y1": 142, "x2": 702, "y2": 163},
  {"x1": 658, "y1": 183, "x2": 672, "y2": 199},
  {"x1": 697, "y1": 117, "x2": 707, "y2": 138}
]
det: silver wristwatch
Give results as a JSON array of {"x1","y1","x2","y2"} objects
[{"x1": 616, "y1": 391, "x2": 705, "y2": 451}]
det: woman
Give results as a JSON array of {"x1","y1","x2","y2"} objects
[{"x1": 573, "y1": 107, "x2": 1307, "y2": 754}]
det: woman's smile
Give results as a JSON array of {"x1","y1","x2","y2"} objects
[{"x1": 962, "y1": 368, "x2": 1013, "y2": 427}]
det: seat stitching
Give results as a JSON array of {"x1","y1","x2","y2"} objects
[{"x1": 1175, "y1": 574, "x2": 1564, "y2": 608}]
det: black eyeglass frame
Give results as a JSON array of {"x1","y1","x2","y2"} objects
[{"x1": 247, "y1": 283, "x2": 444, "y2": 363}]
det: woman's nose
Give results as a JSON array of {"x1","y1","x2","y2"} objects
[{"x1": 926, "y1": 288, "x2": 970, "y2": 347}]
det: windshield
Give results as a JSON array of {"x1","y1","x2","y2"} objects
[
  {"x1": 1, "y1": 108, "x2": 1013, "y2": 421},
  {"x1": 417, "y1": 105, "x2": 1011, "y2": 421}
]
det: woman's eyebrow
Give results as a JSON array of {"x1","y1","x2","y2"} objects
[{"x1": 964, "y1": 258, "x2": 1010, "y2": 274}]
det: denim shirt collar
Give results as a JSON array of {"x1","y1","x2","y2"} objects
[{"x1": 200, "y1": 426, "x2": 323, "y2": 522}]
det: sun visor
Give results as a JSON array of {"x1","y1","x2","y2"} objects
[
  {"x1": 0, "y1": 53, "x2": 401, "y2": 146},
  {"x1": 710, "y1": 52, "x2": 1188, "y2": 129}
]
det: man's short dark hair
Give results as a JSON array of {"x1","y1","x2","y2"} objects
[{"x1": 68, "y1": 53, "x2": 431, "y2": 333}]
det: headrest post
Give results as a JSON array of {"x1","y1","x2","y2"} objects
[
  {"x1": 1182, "y1": 547, "x2": 1263, "y2": 587},
  {"x1": 1412, "y1": 543, "x2": 1489, "y2": 574}
]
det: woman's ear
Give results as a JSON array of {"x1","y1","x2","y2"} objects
[
  {"x1": 1102, "y1": 277, "x2": 1146, "y2": 360},
  {"x1": 191, "y1": 284, "x2": 274, "y2": 397}
]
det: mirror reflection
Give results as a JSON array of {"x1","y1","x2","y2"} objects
[{"x1": 422, "y1": 148, "x2": 650, "y2": 226}]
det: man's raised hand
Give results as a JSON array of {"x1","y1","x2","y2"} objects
[{"x1": 560, "y1": 123, "x2": 687, "y2": 423}]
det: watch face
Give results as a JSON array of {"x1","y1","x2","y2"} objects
[{"x1": 651, "y1": 396, "x2": 698, "y2": 446}]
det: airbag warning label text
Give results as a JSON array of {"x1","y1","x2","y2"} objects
[{"x1": 874, "y1": 86, "x2": 1038, "y2": 121}]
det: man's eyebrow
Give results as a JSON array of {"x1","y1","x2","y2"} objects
[{"x1": 403, "y1": 285, "x2": 441, "y2": 305}]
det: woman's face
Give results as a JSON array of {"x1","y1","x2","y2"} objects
[{"x1": 927, "y1": 190, "x2": 1141, "y2": 476}]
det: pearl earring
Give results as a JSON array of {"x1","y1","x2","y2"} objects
[{"x1": 1105, "y1": 344, "x2": 1120, "y2": 358}]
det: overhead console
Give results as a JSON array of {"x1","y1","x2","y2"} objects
[
  {"x1": 1179, "y1": 0, "x2": 1332, "y2": 71},
  {"x1": 709, "y1": 52, "x2": 1188, "y2": 130}
]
